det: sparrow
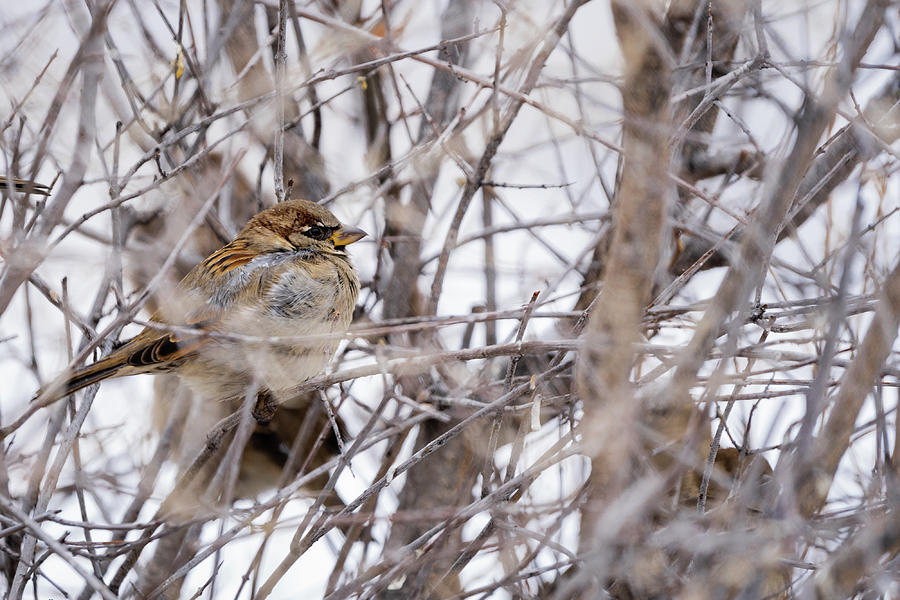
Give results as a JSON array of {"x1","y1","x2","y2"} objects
[
  {"x1": 38, "y1": 199, "x2": 366, "y2": 409},
  {"x1": 0, "y1": 175, "x2": 52, "y2": 195}
]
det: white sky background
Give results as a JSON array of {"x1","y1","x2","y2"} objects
[{"x1": 0, "y1": 0, "x2": 898, "y2": 597}]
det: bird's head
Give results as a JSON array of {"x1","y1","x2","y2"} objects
[{"x1": 241, "y1": 199, "x2": 367, "y2": 255}]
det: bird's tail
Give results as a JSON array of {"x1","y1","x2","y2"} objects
[{"x1": 34, "y1": 355, "x2": 126, "y2": 403}]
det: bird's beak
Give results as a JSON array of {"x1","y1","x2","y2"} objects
[{"x1": 330, "y1": 226, "x2": 367, "y2": 248}]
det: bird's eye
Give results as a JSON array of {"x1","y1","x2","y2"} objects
[{"x1": 305, "y1": 225, "x2": 329, "y2": 240}]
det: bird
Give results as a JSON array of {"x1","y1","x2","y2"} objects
[
  {"x1": 37, "y1": 198, "x2": 366, "y2": 410},
  {"x1": 0, "y1": 175, "x2": 52, "y2": 195}
]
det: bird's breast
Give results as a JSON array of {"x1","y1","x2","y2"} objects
[{"x1": 188, "y1": 252, "x2": 359, "y2": 400}]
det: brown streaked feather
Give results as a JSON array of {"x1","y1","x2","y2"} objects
[
  {"x1": 198, "y1": 241, "x2": 257, "y2": 278},
  {"x1": 124, "y1": 333, "x2": 203, "y2": 370}
]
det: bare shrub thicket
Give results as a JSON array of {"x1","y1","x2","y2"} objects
[{"x1": 1, "y1": 0, "x2": 899, "y2": 598}]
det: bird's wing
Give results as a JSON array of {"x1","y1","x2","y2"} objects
[
  {"x1": 39, "y1": 240, "x2": 261, "y2": 400},
  {"x1": 38, "y1": 310, "x2": 218, "y2": 401},
  {"x1": 191, "y1": 239, "x2": 258, "y2": 280},
  {"x1": 111, "y1": 243, "x2": 261, "y2": 373},
  {"x1": 114, "y1": 315, "x2": 216, "y2": 372}
]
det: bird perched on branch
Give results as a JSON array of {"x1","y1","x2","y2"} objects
[{"x1": 38, "y1": 199, "x2": 366, "y2": 411}]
